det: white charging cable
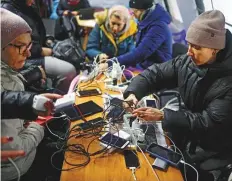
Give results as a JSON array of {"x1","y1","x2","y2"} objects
[
  {"x1": 180, "y1": 160, "x2": 199, "y2": 181},
  {"x1": 8, "y1": 157, "x2": 20, "y2": 181}
]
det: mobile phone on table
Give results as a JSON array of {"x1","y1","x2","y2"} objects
[
  {"x1": 152, "y1": 158, "x2": 169, "y2": 171},
  {"x1": 146, "y1": 143, "x2": 182, "y2": 167},
  {"x1": 99, "y1": 132, "x2": 130, "y2": 149},
  {"x1": 76, "y1": 88, "x2": 101, "y2": 97},
  {"x1": 123, "y1": 150, "x2": 140, "y2": 168},
  {"x1": 77, "y1": 117, "x2": 106, "y2": 130}
]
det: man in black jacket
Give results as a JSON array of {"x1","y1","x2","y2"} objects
[{"x1": 124, "y1": 10, "x2": 232, "y2": 180}]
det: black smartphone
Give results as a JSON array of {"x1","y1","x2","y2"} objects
[
  {"x1": 99, "y1": 132, "x2": 130, "y2": 149},
  {"x1": 76, "y1": 88, "x2": 101, "y2": 97},
  {"x1": 77, "y1": 117, "x2": 106, "y2": 130},
  {"x1": 146, "y1": 143, "x2": 182, "y2": 167},
  {"x1": 123, "y1": 150, "x2": 140, "y2": 168},
  {"x1": 57, "y1": 101, "x2": 103, "y2": 121}
]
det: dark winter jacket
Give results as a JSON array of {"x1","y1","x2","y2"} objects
[
  {"x1": 1, "y1": 0, "x2": 47, "y2": 59},
  {"x1": 1, "y1": 91, "x2": 37, "y2": 120},
  {"x1": 124, "y1": 30, "x2": 232, "y2": 153},
  {"x1": 57, "y1": 0, "x2": 91, "y2": 16},
  {"x1": 117, "y1": 4, "x2": 172, "y2": 69}
]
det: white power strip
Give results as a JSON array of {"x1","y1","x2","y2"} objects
[
  {"x1": 54, "y1": 92, "x2": 76, "y2": 111},
  {"x1": 105, "y1": 84, "x2": 128, "y2": 93}
]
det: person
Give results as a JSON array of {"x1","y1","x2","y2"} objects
[
  {"x1": 1, "y1": 0, "x2": 77, "y2": 93},
  {"x1": 124, "y1": 10, "x2": 232, "y2": 180},
  {"x1": 57, "y1": 0, "x2": 91, "y2": 16},
  {"x1": 0, "y1": 8, "x2": 62, "y2": 181},
  {"x1": 99, "y1": 0, "x2": 172, "y2": 70},
  {"x1": 86, "y1": 5, "x2": 137, "y2": 62}
]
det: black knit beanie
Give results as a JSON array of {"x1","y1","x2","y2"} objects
[{"x1": 129, "y1": 0, "x2": 154, "y2": 10}]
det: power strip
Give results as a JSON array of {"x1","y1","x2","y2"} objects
[
  {"x1": 54, "y1": 92, "x2": 76, "y2": 112},
  {"x1": 105, "y1": 84, "x2": 128, "y2": 93}
]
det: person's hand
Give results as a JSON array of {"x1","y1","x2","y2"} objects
[
  {"x1": 99, "y1": 63, "x2": 108, "y2": 72},
  {"x1": 63, "y1": 10, "x2": 69, "y2": 16},
  {"x1": 38, "y1": 66, "x2": 46, "y2": 85},
  {"x1": 123, "y1": 94, "x2": 138, "y2": 112},
  {"x1": 132, "y1": 107, "x2": 164, "y2": 121},
  {"x1": 98, "y1": 53, "x2": 109, "y2": 63},
  {"x1": 40, "y1": 93, "x2": 63, "y2": 99},
  {"x1": 71, "y1": 11, "x2": 78, "y2": 16},
  {"x1": 1, "y1": 137, "x2": 25, "y2": 161},
  {"x1": 41, "y1": 47, "x2": 52, "y2": 56}
]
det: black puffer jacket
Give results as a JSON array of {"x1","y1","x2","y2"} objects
[
  {"x1": 124, "y1": 30, "x2": 232, "y2": 153},
  {"x1": 1, "y1": 0, "x2": 46, "y2": 59},
  {"x1": 57, "y1": 0, "x2": 91, "y2": 16},
  {"x1": 1, "y1": 91, "x2": 37, "y2": 120}
]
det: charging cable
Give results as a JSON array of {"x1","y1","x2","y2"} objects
[
  {"x1": 130, "y1": 167, "x2": 137, "y2": 181},
  {"x1": 180, "y1": 160, "x2": 199, "y2": 181},
  {"x1": 8, "y1": 157, "x2": 20, "y2": 181}
]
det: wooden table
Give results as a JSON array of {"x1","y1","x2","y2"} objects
[{"x1": 60, "y1": 82, "x2": 183, "y2": 181}]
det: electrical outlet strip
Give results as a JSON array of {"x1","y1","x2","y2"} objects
[
  {"x1": 105, "y1": 84, "x2": 128, "y2": 93},
  {"x1": 54, "y1": 92, "x2": 76, "y2": 111}
]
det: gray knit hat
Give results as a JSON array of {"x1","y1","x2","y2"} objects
[
  {"x1": 186, "y1": 10, "x2": 226, "y2": 50},
  {"x1": 1, "y1": 8, "x2": 32, "y2": 49}
]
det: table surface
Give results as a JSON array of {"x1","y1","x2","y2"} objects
[{"x1": 60, "y1": 81, "x2": 183, "y2": 181}]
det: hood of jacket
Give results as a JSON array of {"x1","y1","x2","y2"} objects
[{"x1": 139, "y1": 4, "x2": 171, "y2": 29}]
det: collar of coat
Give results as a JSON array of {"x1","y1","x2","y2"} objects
[
  {"x1": 1, "y1": 61, "x2": 19, "y2": 75},
  {"x1": 94, "y1": 9, "x2": 137, "y2": 54}
]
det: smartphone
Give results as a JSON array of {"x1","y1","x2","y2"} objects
[
  {"x1": 152, "y1": 158, "x2": 169, "y2": 171},
  {"x1": 77, "y1": 117, "x2": 106, "y2": 130},
  {"x1": 57, "y1": 101, "x2": 103, "y2": 121},
  {"x1": 123, "y1": 150, "x2": 140, "y2": 168},
  {"x1": 76, "y1": 88, "x2": 101, "y2": 97},
  {"x1": 99, "y1": 132, "x2": 130, "y2": 149},
  {"x1": 146, "y1": 143, "x2": 182, "y2": 167}
]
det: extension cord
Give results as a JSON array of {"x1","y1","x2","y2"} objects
[
  {"x1": 105, "y1": 84, "x2": 128, "y2": 93},
  {"x1": 54, "y1": 92, "x2": 76, "y2": 112}
]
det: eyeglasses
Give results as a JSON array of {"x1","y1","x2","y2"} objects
[{"x1": 8, "y1": 42, "x2": 33, "y2": 55}]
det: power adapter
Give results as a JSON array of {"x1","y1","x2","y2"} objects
[{"x1": 54, "y1": 92, "x2": 76, "y2": 112}]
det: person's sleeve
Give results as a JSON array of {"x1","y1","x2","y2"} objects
[
  {"x1": 13, "y1": 122, "x2": 44, "y2": 155},
  {"x1": 86, "y1": 25, "x2": 103, "y2": 59},
  {"x1": 163, "y1": 91, "x2": 232, "y2": 137},
  {"x1": 117, "y1": 23, "x2": 169, "y2": 66},
  {"x1": 123, "y1": 56, "x2": 182, "y2": 100},
  {"x1": 30, "y1": 42, "x2": 43, "y2": 58},
  {"x1": 1, "y1": 91, "x2": 38, "y2": 120}
]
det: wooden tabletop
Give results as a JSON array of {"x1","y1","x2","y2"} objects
[{"x1": 60, "y1": 82, "x2": 183, "y2": 181}]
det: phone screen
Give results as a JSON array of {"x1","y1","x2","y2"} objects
[
  {"x1": 77, "y1": 89, "x2": 101, "y2": 97},
  {"x1": 146, "y1": 99, "x2": 157, "y2": 108},
  {"x1": 99, "y1": 132, "x2": 129, "y2": 149},
  {"x1": 124, "y1": 150, "x2": 140, "y2": 168},
  {"x1": 146, "y1": 143, "x2": 182, "y2": 166}
]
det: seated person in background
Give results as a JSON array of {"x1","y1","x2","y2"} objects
[
  {"x1": 1, "y1": 0, "x2": 77, "y2": 93},
  {"x1": 57, "y1": 0, "x2": 91, "y2": 16},
  {"x1": 99, "y1": 0, "x2": 172, "y2": 70},
  {"x1": 1, "y1": 9, "x2": 62, "y2": 181},
  {"x1": 124, "y1": 10, "x2": 232, "y2": 181},
  {"x1": 86, "y1": 5, "x2": 137, "y2": 62}
]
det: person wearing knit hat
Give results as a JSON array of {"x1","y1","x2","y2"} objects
[
  {"x1": 186, "y1": 10, "x2": 226, "y2": 65},
  {"x1": 1, "y1": 8, "x2": 63, "y2": 181},
  {"x1": 98, "y1": 1, "x2": 172, "y2": 71},
  {"x1": 1, "y1": 8, "x2": 32, "y2": 70},
  {"x1": 124, "y1": 10, "x2": 232, "y2": 180},
  {"x1": 86, "y1": 5, "x2": 137, "y2": 62}
]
